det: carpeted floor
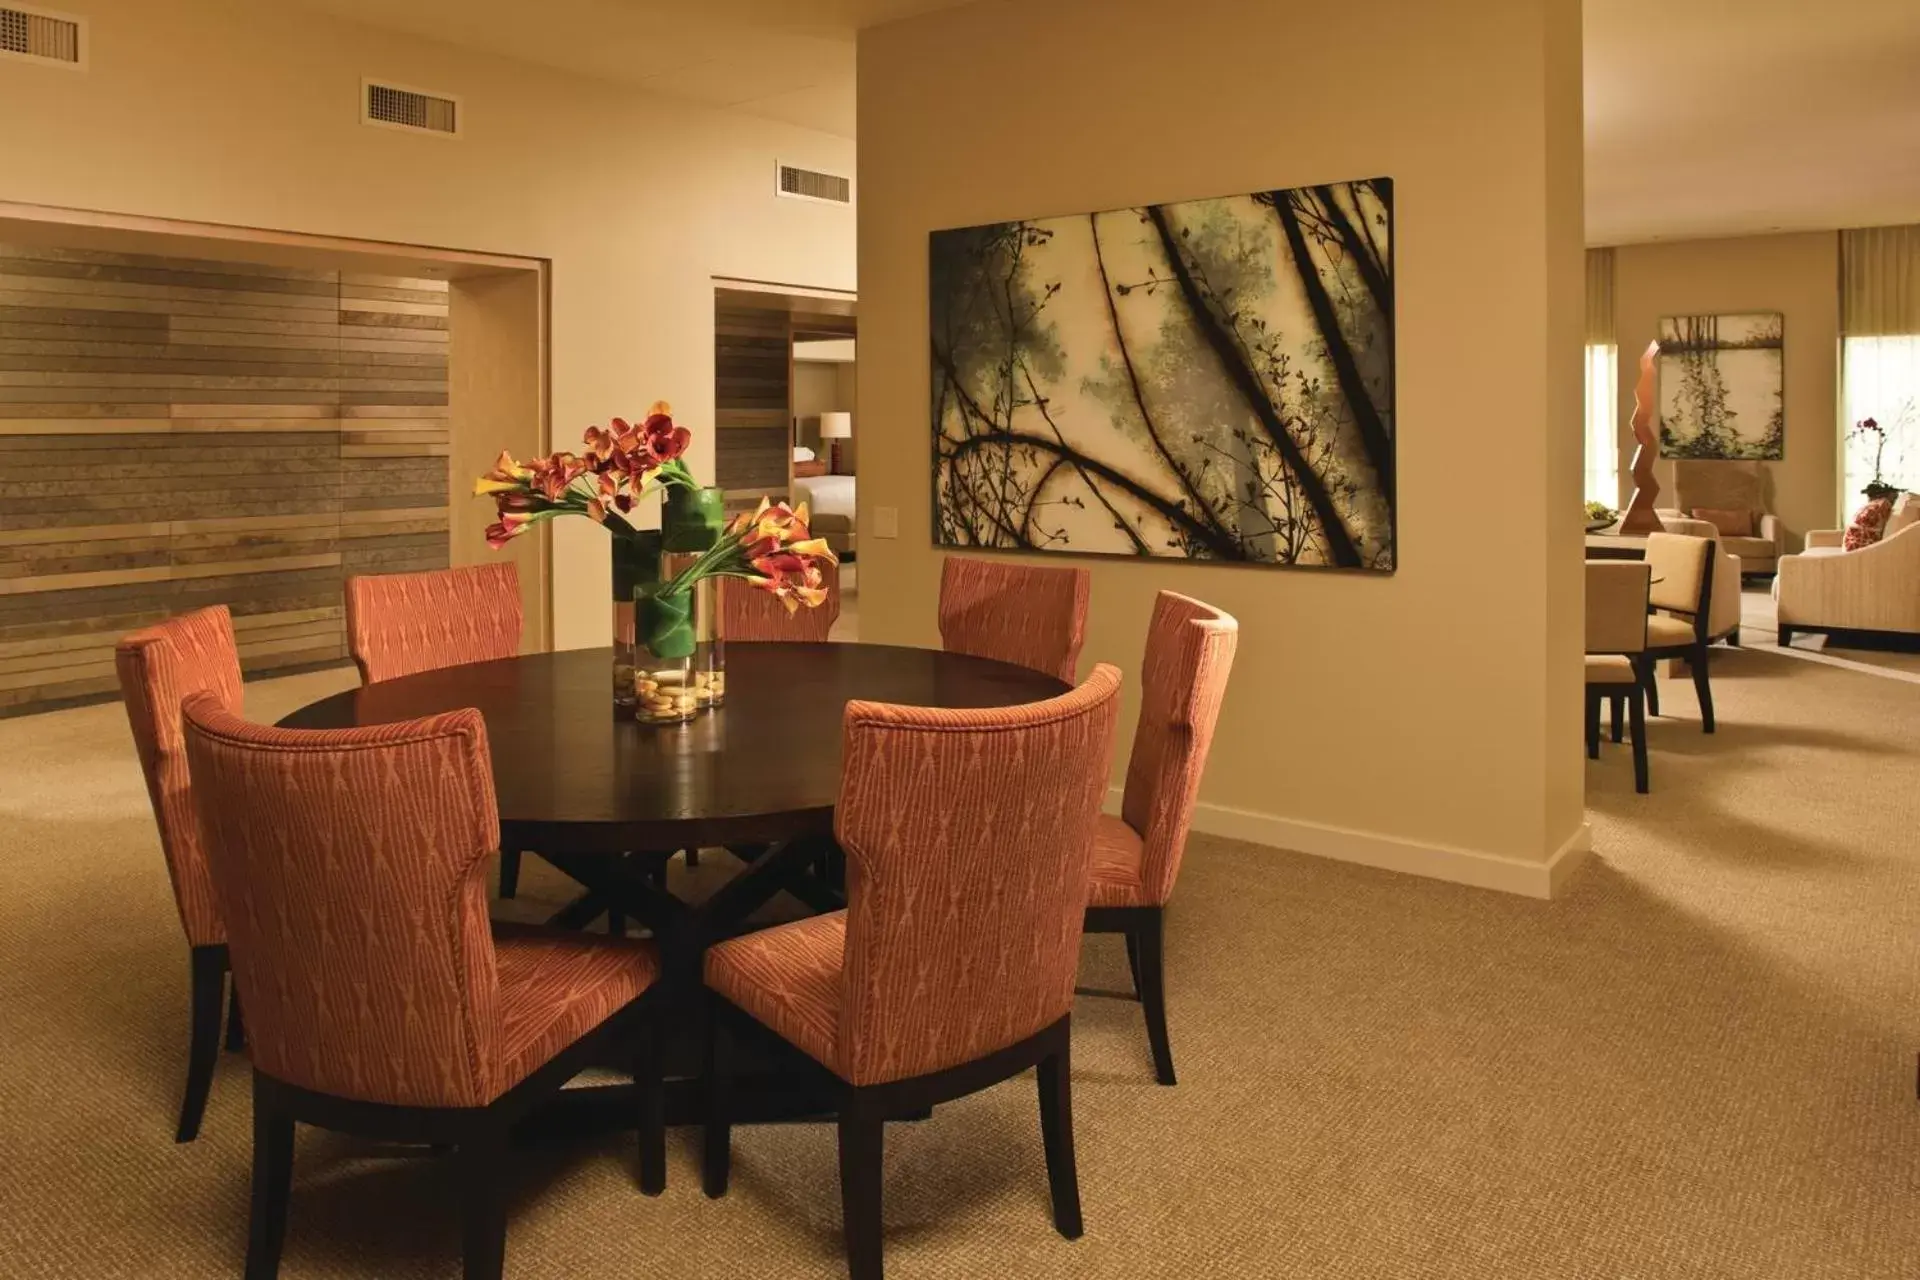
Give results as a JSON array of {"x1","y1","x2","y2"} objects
[{"x1": 2, "y1": 647, "x2": 1918, "y2": 1278}]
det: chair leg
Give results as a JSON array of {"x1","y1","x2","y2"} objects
[
  {"x1": 178, "y1": 945, "x2": 227, "y2": 1142},
  {"x1": 1778, "y1": 624, "x2": 1795, "y2": 648},
  {"x1": 498, "y1": 849, "x2": 521, "y2": 900},
  {"x1": 1691, "y1": 643, "x2": 1715, "y2": 733},
  {"x1": 636, "y1": 1025, "x2": 666, "y2": 1196},
  {"x1": 1584, "y1": 691, "x2": 1600, "y2": 759},
  {"x1": 458, "y1": 1125, "x2": 509, "y2": 1280},
  {"x1": 684, "y1": 847, "x2": 700, "y2": 869},
  {"x1": 1728, "y1": 626, "x2": 1742, "y2": 648},
  {"x1": 837, "y1": 1094, "x2": 886, "y2": 1280},
  {"x1": 1134, "y1": 912, "x2": 1176, "y2": 1086},
  {"x1": 1123, "y1": 931, "x2": 1143, "y2": 1000},
  {"x1": 225, "y1": 979, "x2": 246, "y2": 1053},
  {"x1": 243, "y1": 1074, "x2": 294, "y2": 1280},
  {"x1": 702, "y1": 1009, "x2": 731, "y2": 1199},
  {"x1": 1644, "y1": 659, "x2": 1661, "y2": 716},
  {"x1": 1629, "y1": 684, "x2": 1649, "y2": 794},
  {"x1": 1610, "y1": 694, "x2": 1625, "y2": 744},
  {"x1": 607, "y1": 909, "x2": 626, "y2": 937},
  {"x1": 1036, "y1": 1034, "x2": 1084, "y2": 1240}
]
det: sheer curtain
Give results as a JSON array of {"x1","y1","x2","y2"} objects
[
  {"x1": 1584, "y1": 249, "x2": 1619, "y2": 506},
  {"x1": 1841, "y1": 226, "x2": 1920, "y2": 507}
]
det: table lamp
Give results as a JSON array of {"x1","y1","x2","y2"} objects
[{"x1": 819, "y1": 411, "x2": 852, "y2": 475}]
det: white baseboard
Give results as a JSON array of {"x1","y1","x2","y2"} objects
[{"x1": 1110, "y1": 789, "x2": 1591, "y2": 900}]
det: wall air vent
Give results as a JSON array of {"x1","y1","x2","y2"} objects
[
  {"x1": 0, "y1": 5, "x2": 85, "y2": 68},
  {"x1": 777, "y1": 162, "x2": 852, "y2": 206},
  {"x1": 363, "y1": 79, "x2": 461, "y2": 137}
]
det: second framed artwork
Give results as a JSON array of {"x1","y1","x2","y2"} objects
[{"x1": 929, "y1": 178, "x2": 1395, "y2": 572}]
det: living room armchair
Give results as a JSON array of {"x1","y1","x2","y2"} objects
[
  {"x1": 1657, "y1": 460, "x2": 1784, "y2": 576},
  {"x1": 1776, "y1": 495, "x2": 1920, "y2": 645}
]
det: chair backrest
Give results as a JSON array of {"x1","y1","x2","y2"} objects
[
  {"x1": 1585, "y1": 561, "x2": 1651, "y2": 655},
  {"x1": 115, "y1": 605, "x2": 244, "y2": 949},
  {"x1": 937, "y1": 555, "x2": 1090, "y2": 683},
  {"x1": 182, "y1": 698, "x2": 504, "y2": 1108},
  {"x1": 719, "y1": 564, "x2": 840, "y2": 642},
  {"x1": 1887, "y1": 492, "x2": 1920, "y2": 539},
  {"x1": 345, "y1": 562, "x2": 522, "y2": 684},
  {"x1": 1643, "y1": 532, "x2": 1714, "y2": 640},
  {"x1": 832, "y1": 664, "x2": 1122, "y2": 1087},
  {"x1": 1672, "y1": 459, "x2": 1764, "y2": 515},
  {"x1": 1119, "y1": 593, "x2": 1239, "y2": 907}
]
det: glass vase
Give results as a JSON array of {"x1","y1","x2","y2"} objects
[
  {"x1": 610, "y1": 530, "x2": 662, "y2": 714},
  {"x1": 633, "y1": 582, "x2": 699, "y2": 725},
  {"x1": 661, "y1": 485, "x2": 728, "y2": 709}
]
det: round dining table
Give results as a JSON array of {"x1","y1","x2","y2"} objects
[
  {"x1": 279, "y1": 641, "x2": 1070, "y2": 969},
  {"x1": 280, "y1": 641, "x2": 1071, "y2": 1126}
]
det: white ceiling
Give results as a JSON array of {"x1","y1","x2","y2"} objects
[
  {"x1": 292, "y1": 0, "x2": 1920, "y2": 244},
  {"x1": 1585, "y1": 0, "x2": 1920, "y2": 243}
]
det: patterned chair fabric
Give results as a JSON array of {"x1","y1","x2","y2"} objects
[
  {"x1": 705, "y1": 664, "x2": 1123, "y2": 1087},
  {"x1": 937, "y1": 555, "x2": 1090, "y2": 683},
  {"x1": 181, "y1": 698, "x2": 657, "y2": 1108},
  {"x1": 719, "y1": 564, "x2": 840, "y2": 642},
  {"x1": 345, "y1": 562, "x2": 522, "y2": 684},
  {"x1": 1088, "y1": 593, "x2": 1239, "y2": 910},
  {"x1": 115, "y1": 605, "x2": 244, "y2": 948}
]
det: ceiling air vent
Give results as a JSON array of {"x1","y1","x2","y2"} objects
[
  {"x1": 0, "y1": 5, "x2": 85, "y2": 68},
  {"x1": 777, "y1": 162, "x2": 852, "y2": 206},
  {"x1": 363, "y1": 79, "x2": 461, "y2": 137}
]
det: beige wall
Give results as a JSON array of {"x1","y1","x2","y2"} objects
[
  {"x1": 858, "y1": 0, "x2": 1587, "y2": 890},
  {"x1": 0, "y1": 0, "x2": 856, "y2": 649},
  {"x1": 1612, "y1": 232, "x2": 1841, "y2": 546}
]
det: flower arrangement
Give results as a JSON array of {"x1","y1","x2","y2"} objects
[
  {"x1": 474, "y1": 403, "x2": 838, "y2": 722},
  {"x1": 475, "y1": 401, "x2": 698, "y2": 547}
]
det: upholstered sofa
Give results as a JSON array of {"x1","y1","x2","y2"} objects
[
  {"x1": 1775, "y1": 494, "x2": 1920, "y2": 644},
  {"x1": 1657, "y1": 459, "x2": 1784, "y2": 576}
]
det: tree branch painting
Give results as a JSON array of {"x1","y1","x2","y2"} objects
[
  {"x1": 930, "y1": 177, "x2": 1395, "y2": 571},
  {"x1": 1656, "y1": 311, "x2": 1784, "y2": 460}
]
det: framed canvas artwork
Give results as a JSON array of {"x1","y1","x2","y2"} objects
[
  {"x1": 1656, "y1": 312, "x2": 1785, "y2": 460},
  {"x1": 929, "y1": 178, "x2": 1395, "y2": 571}
]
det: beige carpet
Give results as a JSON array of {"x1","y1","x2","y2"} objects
[{"x1": 3, "y1": 650, "x2": 1918, "y2": 1278}]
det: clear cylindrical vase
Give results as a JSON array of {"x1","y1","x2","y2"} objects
[
  {"x1": 634, "y1": 582, "x2": 698, "y2": 725},
  {"x1": 610, "y1": 530, "x2": 661, "y2": 714},
  {"x1": 661, "y1": 485, "x2": 729, "y2": 709}
]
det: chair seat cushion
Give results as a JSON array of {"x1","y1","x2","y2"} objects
[
  {"x1": 704, "y1": 911, "x2": 846, "y2": 1070},
  {"x1": 1087, "y1": 813, "x2": 1151, "y2": 908},
  {"x1": 1585, "y1": 654, "x2": 1638, "y2": 685},
  {"x1": 1719, "y1": 535, "x2": 1776, "y2": 560},
  {"x1": 493, "y1": 925, "x2": 660, "y2": 1094},
  {"x1": 1646, "y1": 614, "x2": 1698, "y2": 648}
]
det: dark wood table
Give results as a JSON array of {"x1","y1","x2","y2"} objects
[{"x1": 279, "y1": 642, "x2": 1070, "y2": 1129}]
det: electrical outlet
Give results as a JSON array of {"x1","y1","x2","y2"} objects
[{"x1": 873, "y1": 506, "x2": 900, "y2": 539}]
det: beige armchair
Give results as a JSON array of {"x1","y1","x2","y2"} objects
[
  {"x1": 1657, "y1": 460, "x2": 1784, "y2": 575},
  {"x1": 1776, "y1": 495, "x2": 1920, "y2": 645}
]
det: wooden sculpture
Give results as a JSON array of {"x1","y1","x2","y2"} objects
[{"x1": 1619, "y1": 339, "x2": 1662, "y2": 534}]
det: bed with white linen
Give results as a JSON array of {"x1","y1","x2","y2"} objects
[{"x1": 794, "y1": 473, "x2": 856, "y2": 556}]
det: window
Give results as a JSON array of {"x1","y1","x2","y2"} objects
[
  {"x1": 1584, "y1": 342, "x2": 1619, "y2": 506},
  {"x1": 1841, "y1": 334, "x2": 1920, "y2": 509}
]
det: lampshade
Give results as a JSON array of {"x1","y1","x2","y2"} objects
[{"x1": 819, "y1": 411, "x2": 853, "y2": 439}]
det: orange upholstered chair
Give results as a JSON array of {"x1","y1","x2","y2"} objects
[
  {"x1": 719, "y1": 562, "x2": 841, "y2": 642},
  {"x1": 1084, "y1": 592, "x2": 1238, "y2": 1085},
  {"x1": 115, "y1": 604, "x2": 247, "y2": 1142},
  {"x1": 346, "y1": 562, "x2": 529, "y2": 895},
  {"x1": 937, "y1": 555, "x2": 1089, "y2": 682},
  {"x1": 181, "y1": 698, "x2": 665, "y2": 1280},
  {"x1": 703, "y1": 665, "x2": 1124, "y2": 1280},
  {"x1": 344, "y1": 561, "x2": 522, "y2": 684}
]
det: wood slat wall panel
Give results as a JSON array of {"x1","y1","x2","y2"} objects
[
  {"x1": 0, "y1": 244, "x2": 450, "y2": 716},
  {"x1": 715, "y1": 302, "x2": 794, "y2": 510}
]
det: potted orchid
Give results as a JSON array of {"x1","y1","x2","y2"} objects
[{"x1": 474, "y1": 403, "x2": 837, "y2": 721}]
